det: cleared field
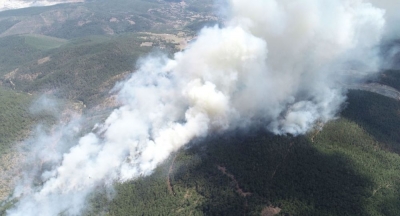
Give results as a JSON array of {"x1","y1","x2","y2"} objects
[{"x1": 23, "y1": 34, "x2": 68, "y2": 50}]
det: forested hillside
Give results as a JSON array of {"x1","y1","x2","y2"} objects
[
  {"x1": 78, "y1": 69, "x2": 400, "y2": 215},
  {"x1": 0, "y1": 87, "x2": 33, "y2": 153},
  {"x1": 0, "y1": 1, "x2": 400, "y2": 215}
]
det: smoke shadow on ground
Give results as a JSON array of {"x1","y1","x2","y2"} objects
[{"x1": 342, "y1": 90, "x2": 400, "y2": 154}]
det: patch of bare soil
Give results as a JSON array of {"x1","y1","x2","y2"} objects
[
  {"x1": 77, "y1": 20, "x2": 91, "y2": 26},
  {"x1": 261, "y1": 206, "x2": 281, "y2": 216},
  {"x1": 4, "y1": 68, "x2": 41, "y2": 84},
  {"x1": 109, "y1": 17, "x2": 119, "y2": 23},
  {"x1": 183, "y1": 189, "x2": 191, "y2": 199},
  {"x1": 3, "y1": 69, "x2": 19, "y2": 89},
  {"x1": 37, "y1": 56, "x2": 51, "y2": 65},
  {"x1": 126, "y1": 19, "x2": 135, "y2": 25},
  {"x1": 18, "y1": 73, "x2": 41, "y2": 82},
  {"x1": 3, "y1": 68, "x2": 19, "y2": 80},
  {"x1": 102, "y1": 25, "x2": 115, "y2": 35},
  {"x1": 140, "y1": 32, "x2": 194, "y2": 50},
  {"x1": 140, "y1": 42, "x2": 153, "y2": 47}
]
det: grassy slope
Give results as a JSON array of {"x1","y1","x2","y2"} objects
[
  {"x1": 0, "y1": 0, "x2": 217, "y2": 107},
  {"x1": 0, "y1": 33, "x2": 153, "y2": 107},
  {"x1": 17, "y1": 34, "x2": 152, "y2": 106},
  {"x1": 23, "y1": 34, "x2": 68, "y2": 51}
]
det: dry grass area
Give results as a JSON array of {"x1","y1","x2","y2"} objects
[
  {"x1": 4, "y1": 68, "x2": 42, "y2": 83},
  {"x1": 140, "y1": 41, "x2": 153, "y2": 47}
]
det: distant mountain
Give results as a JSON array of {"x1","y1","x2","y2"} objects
[{"x1": 0, "y1": 0, "x2": 83, "y2": 11}]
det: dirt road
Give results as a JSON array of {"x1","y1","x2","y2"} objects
[{"x1": 346, "y1": 83, "x2": 400, "y2": 100}]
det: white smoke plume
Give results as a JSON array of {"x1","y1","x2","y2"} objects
[
  {"x1": 369, "y1": 0, "x2": 400, "y2": 39},
  {"x1": 7, "y1": 0, "x2": 392, "y2": 215}
]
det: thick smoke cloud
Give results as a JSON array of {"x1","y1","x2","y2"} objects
[
  {"x1": 7, "y1": 0, "x2": 393, "y2": 215},
  {"x1": 369, "y1": 0, "x2": 400, "y2": 39}
]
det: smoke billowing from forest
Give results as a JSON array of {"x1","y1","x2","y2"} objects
[{"x1": 7, "y1": 0, "x2": 398, "y2": 215}]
